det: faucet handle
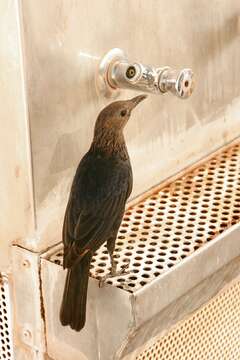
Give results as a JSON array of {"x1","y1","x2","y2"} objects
[{"x1": 158, "y1": 67, "x2": 195, "y2": 99}]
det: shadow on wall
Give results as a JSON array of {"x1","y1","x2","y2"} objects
[{"x1": 27, "y1": 47, "x2": 103, "y2": 204}]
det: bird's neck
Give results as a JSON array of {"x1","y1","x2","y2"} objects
[{"x1": 91, "y1": 128, "x2": 129, "y2": 160}]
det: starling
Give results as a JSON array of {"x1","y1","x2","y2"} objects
[{"x1": 60, "y1": 94, "x2": 147, "y2": 331}]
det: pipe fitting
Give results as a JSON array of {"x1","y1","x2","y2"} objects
[{"x1": 97, "y1": 48, "x2": 195, "y2": 99}]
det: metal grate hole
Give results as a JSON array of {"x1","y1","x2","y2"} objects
[
  {"x1": 136, "y1": 280, "x2": 240, "y2": 360},
  {"x1": 50, "y1": 142, "x2": 240, "y2": 292},
  {"x1": 0, "y1": 275, "x2": 13, "y2": 360}
]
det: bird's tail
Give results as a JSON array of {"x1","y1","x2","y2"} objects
[{"x1": 60, "y1": 253, "x2": 92, "y2": 331}]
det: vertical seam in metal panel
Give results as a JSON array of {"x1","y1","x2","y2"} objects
[
  {"x1": 38, "y1": 257, "x2": 47, "y2": 353},
  {"x1": 114, "y1": 293, "x2": 137, "y2": 360},
  {"x1": 15, "y1": 0, "x2": 37, "y2": 230}
]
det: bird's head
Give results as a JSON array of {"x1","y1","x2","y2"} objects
[{"x1": 95, "y1": 94, "x2": 147, "y2": 135}]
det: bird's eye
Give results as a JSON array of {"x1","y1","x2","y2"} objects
[{"x1": 120, "y1": 109, "x2": 127, "y2": 117}]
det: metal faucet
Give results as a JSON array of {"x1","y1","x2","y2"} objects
[{"x1": 97, "y1": 48, "x2": 195, "y2": 99}]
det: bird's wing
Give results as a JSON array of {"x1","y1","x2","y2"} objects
[{"x1": 63, "y1": 153, "x2": 132, "y2": 269}]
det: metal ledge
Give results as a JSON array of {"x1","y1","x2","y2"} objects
[
  {"x1": 48, "y1": 140, "x2": 240, "y2": 293},
  {"x1": 40, "y1": 139, "x2": 240, "y2": 360}
]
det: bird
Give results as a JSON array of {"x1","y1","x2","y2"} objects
[{"x1": 60, "y1": 94, "x2": 147, "y2": 331}]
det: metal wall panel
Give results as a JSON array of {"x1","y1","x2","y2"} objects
[
  {"x1": 0, "y1": 0, "x2": 34, "y2": 271},
  {"x1": 18, "y1": 0, "x2": 240, "y2": 252}
]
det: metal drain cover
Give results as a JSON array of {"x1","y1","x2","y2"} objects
[
  {"x1": 50, "y1": 141, "x2": 240, "y2": 292},
  {"x1": 0, "y1": 276, "x2": 13, "y2": 360},
  {"x1": 136, "y1": 280, "x2": 240, "y2": 360}
]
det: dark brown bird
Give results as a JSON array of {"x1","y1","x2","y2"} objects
[{"x1": 60, "y1": 94, "x2": 147, "y2": 331}]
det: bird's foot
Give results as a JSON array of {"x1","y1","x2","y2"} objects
[
  {"x1": 112, "y1": 259, "x2": 130, "y2": 276},
  {"x1": 99, "y1": 260, "x2": 131, "y2": 288}
]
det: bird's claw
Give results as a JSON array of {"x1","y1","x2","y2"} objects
[
  {"x1": 118, "y1": 259, "x2": 130, "y2": 274},
  {"x1": 98, "y1": 260, "x2": 131, "y2": 288}
]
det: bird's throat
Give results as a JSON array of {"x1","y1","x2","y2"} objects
[{"x1": 91, "y1": 129, "x2": 128, "y2": 160}]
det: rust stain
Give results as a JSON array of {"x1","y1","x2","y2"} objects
[
  {"x1": 12, "y1": 238, "x2": 22, "y2": 245},
  {"x1": 15, "y1": 165, "x2": 21, "y2": 178}
]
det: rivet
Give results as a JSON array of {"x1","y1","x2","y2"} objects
[
  {"x1": 21, "y1": 328, "x2": 32, "y2": 344},
  {"x1": 22, "y1": 259, "x2": 31, "y2": 268},
  {"x1": 23, "y1": 329, "x2": 31, "y2": 338}
]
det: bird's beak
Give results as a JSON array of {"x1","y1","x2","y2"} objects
[{"x1": 129, "y1": 94, "x2": 148, "y2": 110}]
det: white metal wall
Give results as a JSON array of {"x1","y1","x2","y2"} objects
[
  {"x1": 0, "y1": 0, "x2": 34, "y2": 272},
  {"x1": 18, "y1": 0, "x2": 240, "y2": 254}
]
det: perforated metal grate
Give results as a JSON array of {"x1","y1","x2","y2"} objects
[
  {"x1": 0, "y1": 275, "x2": 13, "y2": 360},
  {"x1": 136, "y1": 279, "x2": 240, "y2": 360},
  {"x1": 50, "y1": 141, "x2": 240, "y2": 292}
]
